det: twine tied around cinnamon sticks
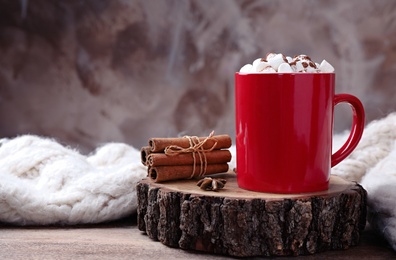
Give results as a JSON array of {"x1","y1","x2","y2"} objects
[
  {"x1": 141, "y1": 132, "x2": 232, "y2": 182},
  {"x1": 164, "y1": 131, "x2": 218, "y2": 155},
  {"x1": 164, "y1": 131, "x2": 218, "y2": 179}
]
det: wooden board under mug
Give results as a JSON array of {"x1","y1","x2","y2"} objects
[{"x1": 137, "y1": 173, "x2": 367, "y2": 257}]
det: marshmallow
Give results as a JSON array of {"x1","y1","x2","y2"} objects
[
  {"x1": 303, "y1": 60, "x2": 317, "y2": 72},
  {"x1": 266, "y1": 52, "x2": 277, "y2": 60},
  {"x1": 268, "y1": 54, "x2": 287, "y2": 70},
  {"x1": 294, "y1": 61, "x2": 305, "y2": 72},
  {"x1": 318, "y1": 60, "x2": 335, "y2": 73},
  {"x1": 239, "y1": 64, "x2": 253, "y2": 73},
  {"x1": 306, "y1": 66, "x2": 318, "y2": 73},
  {"x1": 286, "y1": 56, "x2": 293, "y2": 63},
  {"x1": 278, "y1": 63, "x2": 294, "y2": 73},
  {"x1": 255, "y1": 61, "x2": 271, "y2": 72},
  {"x1": 252, "y1": 58, "x2": 263, "y2": 71},
  {"x1": 261, "y1": 67, "x2": 276, "y2": 73},
  {"x1": 293, "y1": 54, "x2": 311, "y2": 61}
]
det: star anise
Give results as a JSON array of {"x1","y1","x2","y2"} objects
[{"x1": 197, "y1": 177, "x2": 227, "y2": 191}]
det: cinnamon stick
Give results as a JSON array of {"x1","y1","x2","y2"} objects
[
  {"x1": 149, "y1": 134, "x2": 232, "y2": 152},
  {"x1": 140, "y1": 146, "x2": 152, "y2": 166},
  {"x1": 147, "y1": 150, "x2": 231, "y2": 167},
  {"x1": 148, "y1": 164, "x2": 229, "y2": 182}
]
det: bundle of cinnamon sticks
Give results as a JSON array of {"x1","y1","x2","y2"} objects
[{"x1": 141, "y1": 132, "x2": 232, "y2": 182}]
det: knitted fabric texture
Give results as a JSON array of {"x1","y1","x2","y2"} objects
[
  {"x1": 0, "y1": 135, "x2": 147, "y2": 225},
  {"x1": 332, "y1": 112, "x2": 396, "y2": 251}
]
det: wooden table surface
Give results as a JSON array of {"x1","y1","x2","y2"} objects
[{"x1": 0, "y1": 216, "x2": 394, "y2": 259}]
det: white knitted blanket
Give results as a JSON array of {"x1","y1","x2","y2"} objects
[
  {"x1": 1, "y1": 114, "x2": 396, "y2": 250},
  {"x1": 332, "y1": 112, "x2": 396, "y2": 251},
  {"x1": 0, "y1": 135, "x2": 147, "y2": 225}
]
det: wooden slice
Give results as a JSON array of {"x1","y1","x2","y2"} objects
[{"x1": 137, "y1": 173, "x2": 367, "y2": 257}]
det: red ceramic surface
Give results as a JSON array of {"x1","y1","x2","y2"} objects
[{"x1": 235, "y1": 73, "x2": 365, "y2": 193}]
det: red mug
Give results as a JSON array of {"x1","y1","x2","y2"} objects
[{"x1": 235, "y1": 72, "x2": 365, "y2": 193}]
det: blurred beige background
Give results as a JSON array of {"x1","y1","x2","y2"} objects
[{"x1": 0, "y1": 0, "x2": 395, "y2": 152}]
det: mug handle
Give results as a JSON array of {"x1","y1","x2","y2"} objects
[{"x1": 331, "y1": 94, "x2": 365, "y2": 167}]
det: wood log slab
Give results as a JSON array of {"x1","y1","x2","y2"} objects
[{"x1": 137, "y1": 173, "x2": 367, "y2": 257}]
